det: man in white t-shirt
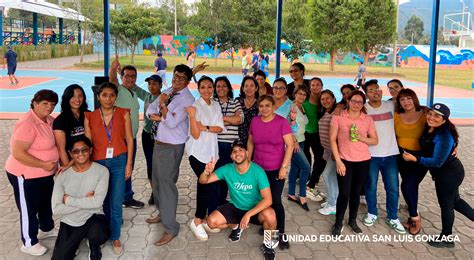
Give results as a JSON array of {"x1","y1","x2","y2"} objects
[{"x1": 362, "y1": 79, "x2": 406, "y2": 234}]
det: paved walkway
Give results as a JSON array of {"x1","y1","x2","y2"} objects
[{"x1": 0, "y1": 121, "x2": 473, "y2": 259}]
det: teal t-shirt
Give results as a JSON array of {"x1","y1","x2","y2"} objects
[{"x1": 215, "y1": 162, "x2": 270, "y2": 211}]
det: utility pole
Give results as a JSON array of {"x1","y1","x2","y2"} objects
[{"x1": 392, "y1": 0, "x2": 399, "y2": 73}]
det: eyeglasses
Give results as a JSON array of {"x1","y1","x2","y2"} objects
[
  {"x1": 123, "y1": 74, "x2": 137, "y2": 79},
  {"x1": 173, "y1": 73, "x2": 188, "y2": 82},
  {"x1": 273, "y1": 87, "x2": 287, "y2": 91},
  {"x1": 71, "y1": 147, "x2": 89, "y2": 155},
  {"x1": 349, "y1": 99, "x2": 364, "y2": 105},
  {"x1": 289, "y1": 70, "x2": 299, "y2": 73}
]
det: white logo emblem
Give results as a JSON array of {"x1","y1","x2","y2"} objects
[
  {"x1": 435, "y1": 104, "x2": 441, "y2": 109},
  {"x1": 263, "y1": 230, "x2": 279, "y2": 249}
]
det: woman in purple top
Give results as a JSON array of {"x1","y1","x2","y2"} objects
[{"x1": 247, "y1": 95, "x2": 294, "y2": 250}]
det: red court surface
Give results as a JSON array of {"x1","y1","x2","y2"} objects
[{"x1": 0, "y1": 76, "x2": 57, "y2": 90}]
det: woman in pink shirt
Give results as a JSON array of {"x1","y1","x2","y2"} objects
[
  {"x1": 248, "y1": 95, "x2": 294, "y2": 250},
  {"x1": 330, "y1": 90, "x2": 377, "y2": 236},
  {"x1": 5, "y1": 89, "x2": 59, "y2": 256}
]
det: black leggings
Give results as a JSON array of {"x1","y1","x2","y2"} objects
[
  {"x1": 335, "y1": 160, "x2": 370, "y2": 225},
  {"x1": 433, "y1": 158, "x2": 474, "y2": 235},
  {"x1": 398, "y1": 153, "x2": 428, "y2": 217},
  {"x1": 189, "y1": 156, "x2": 219, "y2": 219},
  {"x1": 304, "y1": 132, "x2": 326, "y2": 189},
  {"x1": 265, "y1": 170, "x2": 286, "y2": 233}
]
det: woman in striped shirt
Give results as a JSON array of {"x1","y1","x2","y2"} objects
[
  {"x1": 318, "y1": 90, "x2": 339, "y2": 216},
  {"x1": 213, "y1": 76, "x2": 244, "y2": 206}
]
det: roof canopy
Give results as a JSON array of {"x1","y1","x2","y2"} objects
[{"x1": 0, "y1": 0, "x2": 86, "y2": 22}]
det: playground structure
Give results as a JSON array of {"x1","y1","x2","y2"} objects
[{"x1": 0, "y1": 0, "x2": 85, "y2": 46}]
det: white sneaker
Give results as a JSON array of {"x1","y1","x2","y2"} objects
[
  {"x1": 203, "y1": 223, "x2": 221, "y2": 233},
  {"x1": 189, "y1": 220, "x2": 208, "y2": 241},
  {"x1": 318, "y1": 205, "x2": 336, "y2": 215},
  {"x1": 20, "y1": 243, "x2": 47, "y2": 256},
  {"x1": 386, "y1": 218, "x2": 407, "y2": 234},
  {"x1": 306, "y1": 188, "x2": 324, "y2": 202},
  {"x1": 360, "y1": 195, "x2": 367, "y2": 205},
  {"x1": 320, "y1": 202, "x2": 328, "y2": 208},
  {"x1": 363, "y1": 213, "x2": 378, "y2": 226},
  {"x1": 38, "y1": 229, "x2": 58, "y2": 239}
]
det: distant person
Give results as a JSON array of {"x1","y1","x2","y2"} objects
[
  {"x1": 51, "y1": 136, "x2": 110, "y2": 260},
  {"x1": 3, "y1": 46, "x2": 19, "y2": 86},
  {"x1": 154, "y1": 52, "x2": 168, "y2": 87},
  {"x1": 186, "y1": 51, "x2": 198, "y2": 82},
  {"x1": 51, "y1": 31, "x2": 57, "y2": 44},
  {"x1": 259, "y1": 54, "x2": 269, "y2": 79},
  {"x1": 251, "y1": 50, "x2": 259, "y2": 72},
  {"x1": 241, "y1": 51, "x2": 250, "y2": 76},
  {"x1": 354, "y1": 61, "x2": 366, "y2": 90}
]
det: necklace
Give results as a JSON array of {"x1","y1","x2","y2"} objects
[{"x1": 244, "y1": 98, "x2": 256, "y2": 108}]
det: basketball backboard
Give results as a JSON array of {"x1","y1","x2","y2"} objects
[{"x1": 443, "y1": 11, "x2": 472, "y2": 38}]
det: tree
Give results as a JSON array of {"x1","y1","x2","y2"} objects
[
  {"x1": 353, "y1": 0, "x2": 397, "y2": 64},
  {"x1": 404, "y1": 15, "x2": 424, "y2": 44},
  {"x1": 98, "y1": 5, "x2": 165, "y2": 64},
  {"x1": 306, "y1": 0, "x2": 355, "y2": 71},
  {"x1": 281, "y1": 31, "x2": 311, "y2": 62}
]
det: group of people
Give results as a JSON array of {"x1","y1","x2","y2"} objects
[
  {"x1": 5, "y1": 59, "x2": 473, "y2": 259},
  {"x1": 241, "y1": 50, "x2": 269, "y2": 78}
]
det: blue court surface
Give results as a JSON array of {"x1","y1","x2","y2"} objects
[{"x1": 0, "y1": 69, "x2": 472, "y2": 119}]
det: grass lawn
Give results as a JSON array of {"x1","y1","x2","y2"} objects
[{"x1": 74, "y1": 54, "x2": 473, "y2": 90}]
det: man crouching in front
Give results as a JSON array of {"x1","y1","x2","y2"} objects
[{"x1": 199, "y1": 140, "x2": 277, "y2": 259}]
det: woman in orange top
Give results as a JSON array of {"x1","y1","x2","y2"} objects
[
  {"x1": 5, "y1": 89, "x2": 59, "y2": 256},
  {"x1": 394, "y1": 88, "x2": 427, "y2": 236},
  {"x1": 84, "y1": 82, "x2": 133, "y2": 254}
]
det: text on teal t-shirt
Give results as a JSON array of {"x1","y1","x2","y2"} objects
[{"x1": 215, "y1": 162, "x2": 270, "y2": 211}]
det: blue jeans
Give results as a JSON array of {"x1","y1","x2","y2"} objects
[
  {"x1": 365, "y1": 155, "x2": 399, "y2": 220},
  {"x1": 96, "y1": 153, "x2": 127, "y2": 240},
  {"x1": 124, "y1": 139, "x2": 136, "y2": 202},
  {"x1": 288, "y1": 142, "x2": 311, "y2": 197},
  {"x1": 321, "y1": 154, "x2": 338, "y2": 207}
]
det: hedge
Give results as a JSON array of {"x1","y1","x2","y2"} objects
[{"x1": 1, "y1": 44, "x2": 93, "y2": 62}]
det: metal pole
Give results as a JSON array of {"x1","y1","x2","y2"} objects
[
  {"x1": 392, "y1": 0, "x2": 399, "y2": 73},
  {"x1": 59, "y1": 18, "x2": 64, "y2": 44},
  {"x1": 275, "y1": 0, "x2": 283, "y2": 78},
  {"x1": 104, "y1": 0, "x2": 110, "y2": 77},
  {"x1": 0, "y1": 7, "x2": 3, "y2": 46},
  {"x1": 427, "y1": 0, "x2": 440, "y2": 107},
  {"x1": 174, "y1": 0, "x2": 177, "y2": 36},
  {"x1": 33, "y1": 13, "x2": 38, "y2": 45}
]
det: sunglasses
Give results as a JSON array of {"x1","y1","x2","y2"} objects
[
  {"x1": 289, "y1": 69, "x2": 299, "y2": 73},
  {"x1": 70, "y1": 147, "x2": 90, "y2": 155}
]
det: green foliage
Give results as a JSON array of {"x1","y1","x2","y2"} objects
[
  {"x1": 1, "y1": 44, "x2": 93, "y2": 62},
  {"x1": 404, "y1": 15, "x2": 424, "y2": 44},
  {"x1": 281, "y1": 31, "x2": 311, "y2": 62}
]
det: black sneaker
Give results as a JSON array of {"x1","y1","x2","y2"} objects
[
  {"x1": 260, "y1": 244, "x2": 276, "y2": 260},
  {"x1": 348, "y1": 220, "x2": 362, "y2": 234},
  {"x1": 88, "y1": 241, "x2": 102, "y2": 260},
  {"x1": 228, "y1": 225, "x2": 242, "y2": 242},
  {"x1": 148, "y1": 194, "x2": 154, "y2": 205},
  {"x1": 278, "y1": 234, "x2": 290, "y2": 250},
  {"x1": 331, "y1": 224, "x2": 343, "y2": 236},
  {"x1": 122, "y1": 199, "x2": 145, "y2": 209},
  {"x1": 427, "y1": 235, "x2": 455, "y2": 248}
]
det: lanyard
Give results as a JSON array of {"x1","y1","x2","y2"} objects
[
  {"x1": 100, "y1": 107, "x2": 115, "y2": 146},
  {"x1": 218, "y1": 99, "x2": 230, "y2": 116}
]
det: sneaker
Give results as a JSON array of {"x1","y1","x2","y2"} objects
[
  {"x1": 360, "y1": 195, "x2": 367, "y2": 205},
  {"x1": 348, "y1": 220, "x2": 363, "y2": 234},
  {"x1": 278, "y1": 234, "x2": 290, "y2": 250},
  {"x1": 261, "y1": 244, "x2": 276, "y2": 260},
  {"x1": 38, "y1": 228, "x2": 58, "y2": 239},
  {"x1": 320, "y1": 202, "x2": 328, "y2": 208},
  {"x1": 306, "y1": 188, "x2": 324, "y2": 202},
  {"x1": 189, "y1": 220, "x2": 208, "y2": 241},
  {"x1": 203, "y1": 223, "x2": 221, "y2": 233},
  {"x1": 87, "y1": 240, "x2": 102, "y2": 260},
  {"x1": 318, "y1": 205, "x2": 336, "y2": 215},
  {"x1": 363, "y1": 213, "x2": 378, "y2": 227},
  {"x1": 20, "y1": 243, "x2": 47, "y2": 256},
  {"x1": 386, "y1": 219, "x2": 407, "y2": 234},
  {"x1": 122, "y1": 199, "x2": 145, "y2": 209},
  {"x1": 148, "y1": 194, "x2": 154, "y2": 205},
  {"x1": 427, "y1": 235, "x2": 455, "y2": 248},
  {"x1": 331, "y1": 224, "x2": 344, "y2": 236},
  {"x1": 228, "y1": 225, "x2": 242, "y2": 242}
]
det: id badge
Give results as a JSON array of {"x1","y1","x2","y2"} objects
[{"x1": 106, "y1": 147, "x2": 114, "y2": 158}]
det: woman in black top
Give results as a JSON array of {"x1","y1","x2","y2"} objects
[
  {"x1": 403, "y1": 103, "x2": 474, "y2": 248},
  {"x1": 53, "y1": 84, "x2": 89, "y2": 166},
  {"x1": 287, "y1": 62, "x2": 310, "y2": 100}
]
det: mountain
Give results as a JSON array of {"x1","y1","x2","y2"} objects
[{"x1": 398, "y1": 0, "x2": 474, "y2": 35}]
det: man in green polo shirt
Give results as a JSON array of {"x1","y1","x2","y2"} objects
[
  {"x1": 199, "y1": 140, "x2": 277, "y2": 260},
  {"x1": 109, "y1": 56, "x2": 145, "y2": 209}
]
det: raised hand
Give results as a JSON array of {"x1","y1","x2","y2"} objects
[
  {"x1": 193, "y1": 62, "x2": 209, "y2": 75},
  {"x1": 204, "y1": 158, "x2": 216, "y2": 174}
]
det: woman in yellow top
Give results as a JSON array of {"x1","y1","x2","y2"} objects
[{"x1": 394, "y1": 89, "x2": 427, "y2": 236}]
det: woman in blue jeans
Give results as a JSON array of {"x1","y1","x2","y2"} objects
[
  {"x1": 84, "y1": 82, "x2": 134, "y2": 255},
  {"x1": 318, "y1": 90, "x2": 339, "y2": 215},
  {"x1": 287, "y1": 86, "x2": 311, "y2": 211}
]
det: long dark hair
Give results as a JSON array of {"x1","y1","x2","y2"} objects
[
  {"x1": 60, "y1": 84, "x2": 89, "y2": 115},
  {"x1": 213, "y1": 76, "x2": 234, "y2": 99},
  {"x1": 320, "y1": 89, "x2": 337, "y2": 114},
  {"x1": 446, "y1": 120, "x2": 459, "y2": 148},
  {"x1": 239, "y1": 76, "x2": 259, "y2": 99},
  {"x1": 186, "y1": 51, "x2": 194, "y2": 61}
]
